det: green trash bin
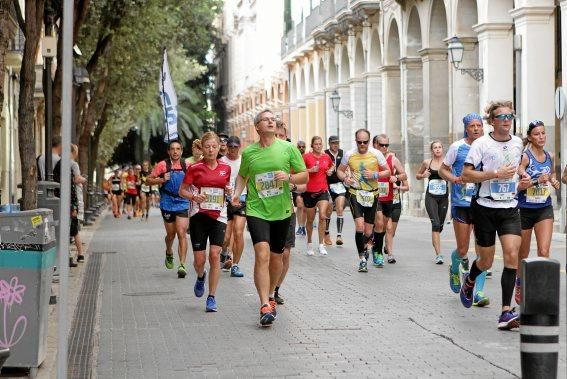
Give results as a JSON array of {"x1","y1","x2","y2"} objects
[{"x1": 0, "y1": 209, "x2": 56, "y2": 372}]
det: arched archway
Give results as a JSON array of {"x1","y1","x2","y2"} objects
[
  {"x1": 368, "y1": 29, "x2": 382, "y2": 71},
  {"x1": 290, "y1": 71, "x2": 296, "y2": 102},
  {"x1": 430, "y1": 0, "x2": 448, "y2": 48},
  {"x1": 354, "y1": 38, "x2": 365, "y2": 76},
  {"x1": 385, "y1": 19, "x2": 400, "y2": 65},
  {"x1": 456, "y1": 0, "x2": 478, "y2": 35},
  {"x1": 299, "y1": 68, "x2": 306, "y2": 99},
  {"x1": 382, "y1": 18, "x2": 402, "y2": 152},
  {"x1": 407, "y1": 7, "x2": 422, "y2": 56},
  {"x1": 340, "y1": 46, "x2": 350, "y2": 83},
  {"x1": 328, "y1": 53, "x2": 337, "y2": 86},
  {"x1": 317, "y1": 58, "x2": 325, "y2": 91}
]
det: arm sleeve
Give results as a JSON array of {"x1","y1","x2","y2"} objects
[
  {"x1": 340, "y1": 150, "x2": 351, "y2": 166},
  {"x1": 443, "y1": 144, "x2": 458, "y2": 167},
  {"x1": 238, "y1": 151, "x2": 250, "y2": 179},
  {"x1": 150, "y1": 161, "x2": 166, "y2": 177},
  {"x1": 370, "y1": 148, "x2": 387, "y2": 167}
]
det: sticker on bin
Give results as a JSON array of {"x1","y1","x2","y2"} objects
[
  {"x1": 489, "y1": 179, "x2": 516, "y2": 201},
  {"x1": 31, "y1": 215, "x2": 43, "y2": 228}
]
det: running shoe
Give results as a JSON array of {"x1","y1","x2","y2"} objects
[
  {"x1": 177, "y1": 264, "x2": 187, "y2": 278},
  {"x1": 497, "y1": 308, "x2": 520, "y2": 330},
  {"x1": 449, "y1": 265, "x2": 461, "y2": 293},
  {"x1": 514, "y1": 277, "x2": 521, "y2": 304},
  {"x1": 387, "y1": 255, "x2": 396, "y2": 264},
  {"x1": 358, "y1": 260, "x2": 368, "y2": 273},
  {"x1": 230, "y1": 264, "x2": 244, "y2": 277},
  {"x1": 274, "y1": 293, "x2": 285, "y2": 305},
  {"x1": 77, "y1": 255, "x2": 85, "y2": 263},
  {"x1": 222, "y1": 256, "x2": 233, "y2": 272},
  {"x1": 205, "y1": 296, "x2": 217, "y2": 312},
  {"x1": 259, "y1": 303, "x2": 275, "y2": 327},
  {"x1": 319, "y1": 244, "x2": 328, "y2": 255},
  {"x1": 306, "y1": 244, "x2": 315, "y2": 256},
  {"x1": 194, "y1": 270, "x2": 207, "y2": 298},
  {"x1": 220, "y1": 251, "x2": 228, "y2": 265},
  {"x1": 296, "y1": 227, "x2": 302, "y2": 236},
  {"x1": 473, "y1": 291, "x2": 490, "y2": 307},
  {"x1": 336, "y1": 236, "x2": 343, "y2": 246},
  {"x1": 374, "y1": 252, "x2": 384, "y2": 268},
  {"x1": 435, "y1": 255, "x2": 444, "y2": 264},
  {"x1": 269, "y1": 298, "x2": 277, "y2": 319},
  {"x1": 461, "y1": 259, "x2": 470, "y2": 272},
  {"x1": 165, "y1": 254, "x2": 174, "y2": 270},
  {"x1": 324, "y1": 234, "x2": 333, "y2": 246},
  {"x1": 486, "y1": 269, "x2": 492, "y2": 278},
  {"x1": 459, "y1": 274, "x2": 474, "y2": 308}
]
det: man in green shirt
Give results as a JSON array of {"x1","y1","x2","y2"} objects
[{"x1": 232, "y1": 109, "x2": 307, "y2": 327}]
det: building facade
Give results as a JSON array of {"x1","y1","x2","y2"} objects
[{"x1": 220, "y1": 0, "x2": 566, "y2": 224}]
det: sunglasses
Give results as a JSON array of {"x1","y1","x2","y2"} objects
[
  {"x1": 494, "y1": 113, "x2": 514, "y2": 121},
  {"x1": 356, "y1": 140, "x2": 369, "y2": 145},
  {"x1": 378, "y1": 143, "x2": 389, "y2": 148}
]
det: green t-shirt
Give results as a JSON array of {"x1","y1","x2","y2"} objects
[{"x1": 239, "y1": 139, "x2": 306, "y2": 221}]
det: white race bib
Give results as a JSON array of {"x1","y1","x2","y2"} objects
[
  {"x1": 255, "y1": 172, "x2": 283, "y2": 199},
  {"x1": 141, "y1": 184, "x2": 150, "y2": 193},
  {"x1": 428, "y1": 179, "x2": 447, "y2": 196},
  {"x1": 200, "y1": 187, "x2": 225, "y2": 211},
  {"x1": 526, "y1": 184, "x2": 551, "y2": 204},
  {"x1": 111, "y1": 184, "x2": 120, "y2": 191},
  {"x1": 393, "y1": 190, "x2": 401, "y2": 205},
  {"x1": 489, "y1": 179, "x2": 516, "y2": 201},
  {"x1": 377, "y1": 182, "x2": 389, "y2": 198},
  {"x1": 355, "y1": 190, "x2": 375, "y2": 207},
  {"x1": 463, "y1": 183, "x2": 476, "y2": 203},
  {"x1": 330, "y1": 182, "x2": 346, "y2": 194}
]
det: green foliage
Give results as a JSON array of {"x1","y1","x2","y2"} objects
[{"x1": 76, "y1": 0, "x2": 221, "y2": 165}]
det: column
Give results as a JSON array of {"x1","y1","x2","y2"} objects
[
  {"x1": 349, "y1": 77, "x2": 366, "y2": 132},
  {"x1": 337, "y1": 83, "x2": 353, "y2": 150},
  {"x1": 510, "y1": 4, "x2": 555, "y2": 139},
  {"x1": 297, "y1": 102, "x2": 307, "y2": 143},
  {"x1": 314, "y1": 92, "x2": 326, "y2": 140},
  {"x1": 365, "y1": 72, "x2": 383, "y2": 136},
  {"x1": 289, "y1": 104, "x2": 299, "y2": 142},
  {"x1": 380, "y1": 65, "x2": 401, "y2": 153},
  {"x1": 306, "y1": 95, "x2": 317, "y2": 140},
  {"x1": 420, "y1": 48, "x2": 449, "y2": 146},
  {"x1": 473, "y1": 22, "x2": 514, "y2": 114}
]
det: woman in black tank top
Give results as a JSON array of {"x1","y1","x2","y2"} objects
[{"x1": 416, "y1": 140, "x2": 449, "y2": 264}]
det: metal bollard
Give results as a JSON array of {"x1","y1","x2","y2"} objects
[
  {"x1": 0, "y1": 348, "x2": 9, "y2": 369},
  {"x1": 520, "y1": 257, "x2": 560, "y2": 379}
]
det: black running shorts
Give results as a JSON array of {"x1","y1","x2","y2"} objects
[
  {"x1": 246, "y1": 215, "x2": 291, "y2": 254},
  {"x1": 348, "y1": 191, "x2": 378, "y2": 225},
  {"x1": 160, "y1": 208, "x2": 189, "y2": 223},
  {"x1": 376, "y1": 200, "x2": 394, "y2": 219},
  {"x1": 285, "y1": 212, "x2": 296, "y2": 249},
  {"x1": 471, "y1": 202, "x2": 521, "y2": 247},
  {"x1": 227, "y1": 201, "x2": 246, "y2": 221},
  {"x1": 451, "y1": 205, "x2": 473, "y2": 225},
  {"x1": 302, "y1": 191, "x2": 330, "y2": 208},
  {"x1": 189, "y1": 212, "x2": 226, "y2": 251},
  {"x1": 520, "y1": 205, "x2": 554, "y2": 230}
]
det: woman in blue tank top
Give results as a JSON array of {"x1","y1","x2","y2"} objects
[{"x1": 515, "y1": 120, "x2": 561, "y2": 304}]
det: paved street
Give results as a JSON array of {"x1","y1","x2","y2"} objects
[{"x1": 89, "y1": 209, "x2": 566, "y2": 378}]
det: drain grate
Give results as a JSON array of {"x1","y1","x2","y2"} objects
[
  {"x1": 68, "y1": 252, "x2": 103, "y2": 378},
  {"x1": 123, "y1": 291, "x2": 175, "y2": 297}
]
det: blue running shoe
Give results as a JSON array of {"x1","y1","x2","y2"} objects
[
  {"x1": 358, "y1": 260, "x2": 368, "y2": 272},
  {"x1": 473, "y1": 291, "x2": 490, "y2": 307},
  {"x1": 497, "y1": 308, "x2": 520, "y2": 330},
  {"x1": 230, "y1": 264, "x2": 244, "y2": 277},
  {"x1": 449, "y1": 265, "x2": 461, "y2": 293},
  {"x1": 376, "y1": 253, "x2": 384, "y2": 267},
  {"x1": 205, "y1": 296, "x2": 217, "y2": 312},
  {"x1": 459, "y1": 274, "x2": 474, "y2": 308},
  {"x1": 194, "y1": 270, "x2": 207, "y2": 298}
]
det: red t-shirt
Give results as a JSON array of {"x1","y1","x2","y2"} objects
[
  {"x1": 125, "y1": 175, "x2": 138, "y2": 195},
  {"x1": 183, "y1": 161, "x2": 231, "y2": 222},
  {"x1": 378, "y1": 154, "x2": 394, "y2": 202},
  {"x1": 303, "y1": 152, "x2": 332, "y2": 193}
]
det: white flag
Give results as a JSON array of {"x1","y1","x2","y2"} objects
[{"x1": 159, "y1": 49, "x2": 178, "y2": 141}]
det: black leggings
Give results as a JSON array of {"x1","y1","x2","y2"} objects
[{"x1": 425, "y1": 193, "x2": 448, "y2": 232}]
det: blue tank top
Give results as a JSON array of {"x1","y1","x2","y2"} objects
[
  {"x1": 160, "y1": 163, "x2": 190, "y2": 212},
  {"x1": 447, "y1": 140, "x2": 478, "y2": 208},
  {"x1": 517, "y1": 149, "x2": 552, "y2": 209}
]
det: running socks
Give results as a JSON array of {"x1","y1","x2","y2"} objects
[
  {"x1": 355, "y1": 232, "x2": 365, "y2": 257},
  {"x1": 274, "y1": 286, "x2": 280, "y2": 297},
  {"x1": 325, "y1": 218, "x2": 331, "y2": 234},
  {"x1": 337, "y1": 216, "x2": 344, "y2": 235},
  {"x1": 468, "y1": 259, "x2": 482, "y2": 282},
  {"x1": 476, "y1": 270, "x2": 487, "y2": 293},
  {"x1": 373, "y1": 231, "x2": 385, "y2": 253},
  {"x1": 450, "y1": 249, "x2": 461, "y2": 274},
  {"x1": 501, "y1": 267, "x2": 517, "y2": 307}
]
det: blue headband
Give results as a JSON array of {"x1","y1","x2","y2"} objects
[{"x1": 462, "y1": 113, "x2": 483, "y2": 137}]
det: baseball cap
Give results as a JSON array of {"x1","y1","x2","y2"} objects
[
  {"x1": 218, "y1": 133, "x2": 229, "y2": 142},
  {"x1": 328, "y1": 135, "x2": 340, "y2": 143},
  {"x1": 227, "y1": 136, "x2": 241, "y2": 147}
]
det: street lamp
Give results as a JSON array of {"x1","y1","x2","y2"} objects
[
  {"x1": 330, "y1": 90, "x2": 353, "y2": 119},
  {"x1": 447, "y1": 36, "x2": 484, "y2": 82}
]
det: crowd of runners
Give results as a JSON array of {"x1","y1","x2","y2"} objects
[{"x1": 106, "y1": 100, "x2": 564, "y2": 330}]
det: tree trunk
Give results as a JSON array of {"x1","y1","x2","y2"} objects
[
  {"x1": 0, "y1": 0, "x2": 12, "y2": 117},
  {"x1": 89, "y1": 105, "x2": 107, "y2": 185},
  {"x1": 18, "y1": 0, "x2": 45, "y2": 210}
]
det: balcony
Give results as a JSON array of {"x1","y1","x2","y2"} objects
[
  {"x1": 295, "y1": 21, "x2": 304, "y2": 47},
  {"x1": 6, "y1": 28, "x2": 24, "y2": 69},
  {"x1": 336, "y1": 0, "x2": 348, "y2": 11},
  {"x1": 319, "y1": 0, "x2": 336, "y2": 24},
  {"x1": 305, "y1": 6, "x2": 322, "y2": 37}
]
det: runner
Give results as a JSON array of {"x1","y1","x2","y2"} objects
[
  {"x1": 515, "y1": 120, "x2": 561, "y2": 304},
  {"x1": 294, "y1": 140, "x2": 307, "y2": 236},
  {"x1": 562, "y1": 165, "x2": 567, "y2": 184},
  {"x1": 231, "y1": 109, "x2": 307, "y2": 327},
  {"x1": 139, "y1": 161, "x2": 152, "y2": 220},
  {"x1": 324, "y1": 135, "x2": 346, "y2": 246},
  {"x1": 217, "y1": 133, "x2": 229, "y2": 159},
  {"x1": 220, "y1": 136, "x2": 246, "y2": 277},
  {"x1": 274, "y1": 121, "x2": 307, "y2": 304},
  {"x1": 124, "y1": 167, "x2": 138, "y2": 220},
  {"x1": 146, "y1": 140, "x2": 190, "y2": 278},
  {"x1": 188, "y1": 139, "x2": 202, "y2": 164},
  {"x1": 109, "y1": 169, "x2": 123, "y2": 218},
  {"x1": 416, "y1": 140, "x2": 449, "y2": 264},
  {"x1": 439, "y1": 113, "x2": 489, "y2": 306},
  {"x1": 372, "y1": 134, "x2": 407, "y2": 266},
  {"x1": 336, "y1": 129, "x2": 390, "y2": 272},
  {"x1": 303, "y1": 136, "x2": 333, "y2": 256},
  {"x1": 460, "y1": 100, "x2": 526, "y2": 330},
  {"x1": 386, "y1": 153, "x2": 409, "y2": 263},
  {"x1": 179, "y1": 132, "x2": 231, "y2": 312}
]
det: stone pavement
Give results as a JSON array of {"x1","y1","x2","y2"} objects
[{"x1": 86, "y1": 208, "x2": 566, "y2": 378}]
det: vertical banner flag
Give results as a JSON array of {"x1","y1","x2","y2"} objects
[{"x1": 159, "y1": 49, "x2": 178, "y2": 141}]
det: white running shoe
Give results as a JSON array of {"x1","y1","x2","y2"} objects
[
  {"x1": 306, "y1": 243, "x2": 315, "y2": 256},
  {"x1": 319, "y1": 244, "x2": 328, "y2": 255}
]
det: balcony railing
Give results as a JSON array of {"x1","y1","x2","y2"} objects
[
  {"x1": 319, "y1": 0, "x2": 336, "y2": 25},
  {"x1": 305, "y1": 6, "x2": 322, "y2": 37},
  {"x1": 295, "y1": 20, "x2": 304, "y2": 47},
  {"x1": 9, "y1": 28, "x2": 24, "y2": 52}
]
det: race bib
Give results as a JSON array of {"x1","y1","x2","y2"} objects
[
  {"x1": 200, "y1": 187, "x2": 225, "y2": 211},
  {"x1": 489, "y1": 179, "x2": 516, "y2": 201},
  {"x1": 526, "y1": 184, "x2": 551, "y2": 204},
  {"x1": 377, "y1": 182, "x2": 389, "y2": 198},
  {"x1": 393, "y1": 190, "x2": 401, "y2": 205},
  {"x1": 111, "y1": 184, "x2": 120, "y2": 191},
  {"x1": 355, "y1": 190, "x2": 375, "y2": 207},
  {"x1": 463, "y1": 183, "x2": 476, "y2": 203},
  {"x1": 330, "y1": 182, "x2": 346, "y2": 194},
  {"x1": 428, "y1": 179, "x2": 447, "y2": 196},
  {"x1": 141, "y1": 184, "x2": 150, "y2": 193},
  {"x1": 255, "y1": 172, "x2": 283, "y2": 199},
  {"x1": 127, "y1": 182, "x2": 136, "y2": 190}
]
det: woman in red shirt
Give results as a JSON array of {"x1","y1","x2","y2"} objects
[
  {"x1": 179, "y1": 132, "x2": 231, "y2": 313},
  {"x1": 302, "y1": 136, "x2": 334, "y2": 256},
  {"x1": 124, "y1": 167, "x2": 139, "y2": 220}
]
